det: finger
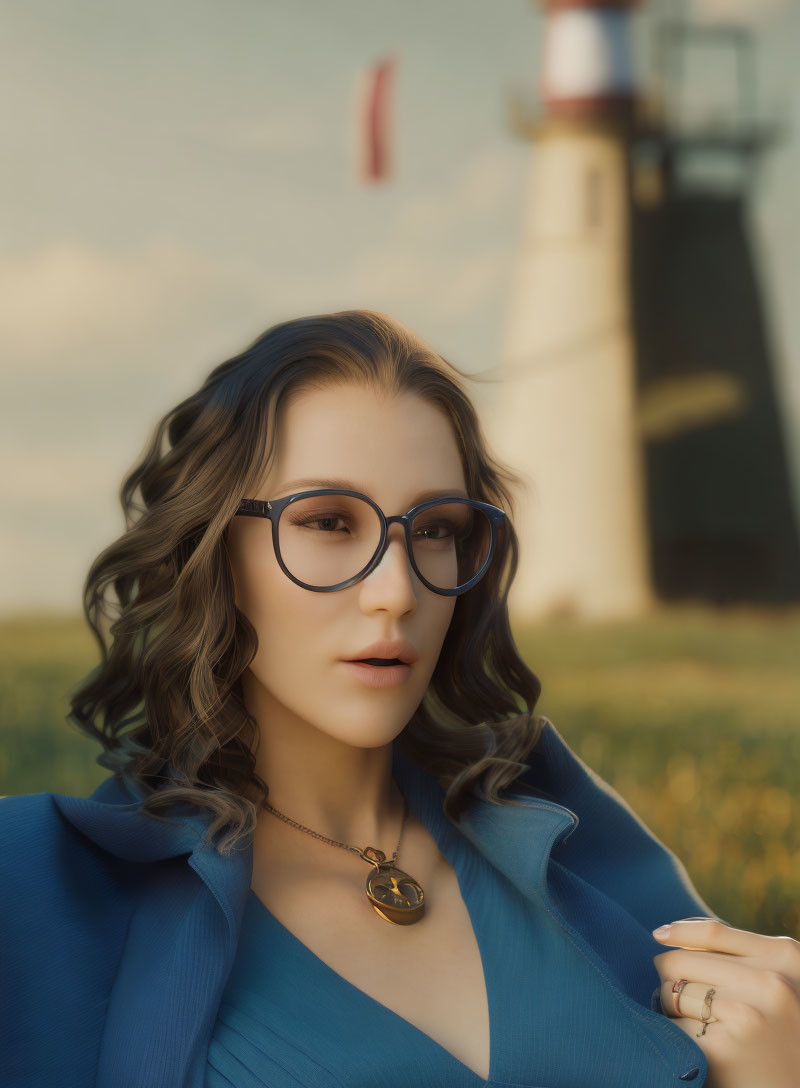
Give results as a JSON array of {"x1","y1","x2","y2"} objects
[
  {"x1": 667, "y1": 1015, "x2": 723, "y2": 1047},
  {"x1": 653, "y1": 941, "x2": 800, "y2": 1001},
  {"x1": 652, "y1": 918, "x2": 772, "y2": 957},
  {"x1": 653, "y1": 947, "x2": 758, "y2": 989},
  {"x1": 661, "y1": 979, "x2": 723, "y2": 1021}
]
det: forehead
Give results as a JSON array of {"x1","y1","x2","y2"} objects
[{"x1": 268, "y1": 385, "x2": 467, "y2": 501}]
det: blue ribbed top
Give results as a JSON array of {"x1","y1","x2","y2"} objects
[{"x1": 204, "y1": 749, "x2": 671, "y2": 1088}]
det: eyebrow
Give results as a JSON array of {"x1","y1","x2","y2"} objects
[{"x1": 275, "y1": 477, "x2": 469, "y2": 504}]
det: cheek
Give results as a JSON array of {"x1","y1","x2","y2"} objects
[
  {"x1": 229, "y1": 525, "x2": 279, "y2": 615},
  {"x1": 230, "y1": 544, "x2": 324, "y2": 677},
  {"x1": 236, "y1": 553, "x2": 302, "y2": 651},
  {"x1": 437, "y1": 597, "x2": 458, "y2": 640},
  {"x1": 246, "y1": 591, "x2": 346, "y2": 731}
]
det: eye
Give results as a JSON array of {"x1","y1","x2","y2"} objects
[
  {"x1": 287, "y1": 511, "x2": 352, "y2": 533},
  {"x1": 413, "y1": 521, "x2": 455, "y2": 542}
]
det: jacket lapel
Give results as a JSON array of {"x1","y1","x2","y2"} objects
[
  {"x1": 53, "y1": 774, "x2": 254, "y2": 1088},
  {"x1": 394, "y1": 719, "x2": 715, "y2": 1083}
]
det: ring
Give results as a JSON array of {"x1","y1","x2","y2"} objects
[
  {"x1": 672, "y1": 978, "x2": 690, "y2": 1016},
  {"x1": 671, "y1": 980, "x2": 718, "y2": 1034}
]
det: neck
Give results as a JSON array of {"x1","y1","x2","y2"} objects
[{"x1": 244, "y1": 675, "x2": 408, "y2": 854}]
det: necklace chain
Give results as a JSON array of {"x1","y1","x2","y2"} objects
[
  {"x1": 259, "y1": 787, "x2": 409, "y2": 864},
  {"x1": 258, "y1": 783, "x2": 424, "y2": 925}
]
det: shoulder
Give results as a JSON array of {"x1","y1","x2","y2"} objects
[
  {"x1": 0, "y1": 791, "x2": 132, "y2": 1081},
  {"x1": 0, "y1": 790, "x2": 66, "y2": 883},
  {"x1": 0, "y1": 786, "x2": 141, "y2": 984},
  {"x1": 0, "y1": 788, "x2": 137, "y2": 941},
  {"x1": 0, "y1": 787, "x2": 102, "y2": 870},
  {"x1": 525, "y1": 717, "x2": 722, "y2": 924},
  {"x1": 0, "y1": 789, "x2": 58, "y2": 826}
]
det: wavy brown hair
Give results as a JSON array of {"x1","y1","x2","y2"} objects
[{"x1": 68, "y1": 309, "x2": 550, "y2": 855}]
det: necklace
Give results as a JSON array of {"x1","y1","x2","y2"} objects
[{"x1": 259, "y1": 784, "x2": 425, "y2": 925}]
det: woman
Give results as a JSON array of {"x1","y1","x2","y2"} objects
[{"x1": 2, "y1": 310, "x2": 797, "y2": 1088}]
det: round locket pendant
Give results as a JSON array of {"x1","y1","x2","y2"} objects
[{"x1": 361, "y1": 846, "x2": 425, "y2": 925}]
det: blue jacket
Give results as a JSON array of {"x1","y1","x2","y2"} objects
[{"x1": 1, "y1": 717, "x2": 721, "y2": 1087}]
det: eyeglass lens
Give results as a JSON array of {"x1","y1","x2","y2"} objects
[{"x1": 277, "y1": 493, "x2": 491, "y2": 590}]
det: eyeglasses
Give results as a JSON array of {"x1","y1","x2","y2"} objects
[{"x1": 234, "y1": 488, "x2": 506, "y2": 595}]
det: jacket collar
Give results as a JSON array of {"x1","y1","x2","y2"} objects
[
  {"x1": 52, "y1": 717, "x2": 719, "y2": 947},
  {"x1": 52, "y1": 720, "x2": 579, "y2": 947}
]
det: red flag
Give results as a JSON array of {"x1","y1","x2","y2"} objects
[{"x1": 354, "y1": 55, "x2": 397, "y2": 183}]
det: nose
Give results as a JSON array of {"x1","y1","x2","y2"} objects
[
  {"x1": 376, "y1": 522, "x2": 412, "y2": 574},
  {"x1": 361, "y1": 522, "x2": 418, "y2": 599}
]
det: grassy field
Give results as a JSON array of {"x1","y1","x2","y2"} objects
[{"x1": 1, "y1": 604, "x2": 798, "y2": 938}]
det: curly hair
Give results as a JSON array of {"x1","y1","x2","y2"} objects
[{"x1": 67, "y1": 309, "x2": 550, "y2": 855}]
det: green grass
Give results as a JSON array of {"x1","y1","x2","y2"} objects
[
  {"x1": 2, "y1": 604, "x2": 798, "y2": 938},
  {"x1": 517, "y1": 603, "x2": 800, "y2": 939}
]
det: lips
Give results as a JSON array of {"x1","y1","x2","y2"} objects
[
  {"x1": 344, "y1": 638, "x2": 419, "y2": 665},
  {"x1": 341, "y1": 658, "x2": 413, "y2": 688}
]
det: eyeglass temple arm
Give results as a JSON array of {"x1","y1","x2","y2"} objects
[{"x1": 236, "y1": 499, "x2": 271, "y2": 517}]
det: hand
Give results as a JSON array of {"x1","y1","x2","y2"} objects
[{"x1": 651, "y1": 917, "x2": 800, "y2": 1088}]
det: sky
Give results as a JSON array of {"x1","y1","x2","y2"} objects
[{"x1": 2, "y1": 0, "x2": 799, "y2": 614}]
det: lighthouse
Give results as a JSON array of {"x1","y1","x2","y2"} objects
[{"x1": 489, "y1": 0, "x2": 654, "y2": 621}]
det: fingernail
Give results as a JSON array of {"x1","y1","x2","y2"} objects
[{"x1": 653, "y1": 925, "x2": 672, "y2": 938}]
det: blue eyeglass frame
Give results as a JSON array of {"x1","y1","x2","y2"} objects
[{"x1": 234, "y1": 488, "x2": 507, "y2": 596}]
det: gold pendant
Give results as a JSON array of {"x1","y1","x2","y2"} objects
[{"x1": 360, "y1": 846, "x2": 425, "y2": 925}]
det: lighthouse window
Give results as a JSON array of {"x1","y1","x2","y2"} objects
[{"x1": 585, "y1": 166, "x2": 602, "y2": 229}]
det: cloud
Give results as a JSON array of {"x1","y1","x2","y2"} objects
[
  {"x1": 0, "y1": 141, "x2": 519, "y2": 379},
  {"x1": 0, "y1": 237, "x2": 276, "y2": 370},
  {"x1": 397, "y1": 143, "x2": 520, "y2": 235},
  {"x1": 0, "y1": 239, "x2": 201, "y2": 358},
  {"x1": 0, "y1": 208, "x2": 510, "y2": 390},
  {"x1": 341, "y1": 144, "x2": 518, "y2": 320},
  {"x1": 209, "y1": 111, "x2": 324, "y2": 151},
  {"x1": 1, "y1": 446, "x2": 120, "y2": 508},
  {"x1": 347, "y1": 247, "x2": 508, "y2": 322},
  {"x1": 690, "y1": 0, "x2": 788, "y2": 22}
]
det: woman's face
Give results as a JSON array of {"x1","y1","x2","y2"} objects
[{"x1": 225, "y1": 382, "x2": 466, "y2": 750}]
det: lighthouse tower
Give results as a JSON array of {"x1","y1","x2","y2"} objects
[{"x1": 490, "y1": 0, "x2": 654, "y2": 621}]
